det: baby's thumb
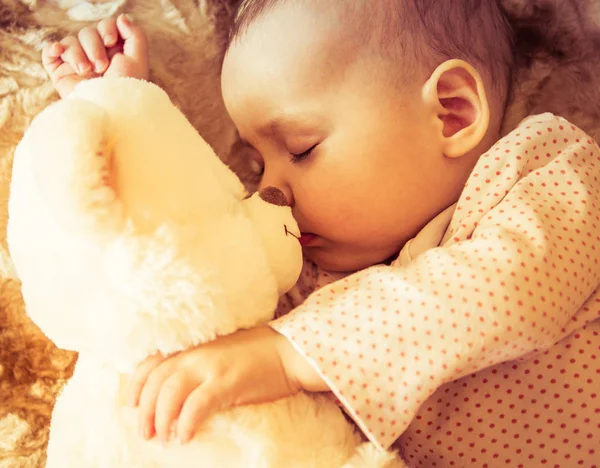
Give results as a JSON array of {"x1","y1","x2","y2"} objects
[{"x1": 116, "y1": 14, "x2": 148, "y2": 65}]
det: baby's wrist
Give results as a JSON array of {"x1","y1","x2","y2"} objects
[{"x1": 271, "y1": 327, "x2": 329, "y2": 393}]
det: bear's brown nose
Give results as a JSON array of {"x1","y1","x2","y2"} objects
[{"x1": 259, "y1": 186, "x2": 289, "y2": 207}]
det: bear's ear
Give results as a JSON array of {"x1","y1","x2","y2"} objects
[{"x1": 32, "y1": 98, "x2": 124, "y2": 238}]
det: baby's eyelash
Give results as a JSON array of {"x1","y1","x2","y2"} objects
[{"x1": 289, "y1": 144, "x2": 317, "y2": 164}]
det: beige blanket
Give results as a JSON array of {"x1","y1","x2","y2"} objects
[{"x1": 0, "y1": 0, "x2": 599, "y2": 466}]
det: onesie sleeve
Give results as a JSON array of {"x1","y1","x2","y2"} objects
[{"x1": 269, "y1": 115, "x2": 600, "y2": 450}]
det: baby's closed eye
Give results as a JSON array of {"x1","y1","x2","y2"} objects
[{"x1": 289, "y1": 144, "x2": 318, "y2": 164}]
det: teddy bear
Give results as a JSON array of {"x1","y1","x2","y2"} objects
[{"x1": 7, "y1": 77, "x2": 402, "y2": 467}]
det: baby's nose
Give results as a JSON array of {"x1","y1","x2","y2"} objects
[{"x1": 259, "y1": 186, "x2": 289, "y2": 207}]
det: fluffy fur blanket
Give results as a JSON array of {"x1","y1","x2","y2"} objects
[{"x1": 0, "y1": 0, "x2": 598, "y2": 466}]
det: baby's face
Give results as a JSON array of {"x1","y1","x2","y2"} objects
[{"x1": 222, "y1": 2, "x2": 456, "y2": 272}]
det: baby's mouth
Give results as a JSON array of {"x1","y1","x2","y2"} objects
[
  {"x1": 284, "y1": 225, "x2": 317, "y2": 246},
  {"x1": 298, "y1": 233, "x2": 317, "y2": 246}
]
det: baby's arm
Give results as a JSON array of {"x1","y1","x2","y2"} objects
[
  {"x1": 41, "y1": 14, "x2": 149, "y2": 99},
  {"x1": 270, "y1": 115, "x2": 600, "y2": 450},
  {"x1": 125, "y1": 259, "x2": 329, "y2": 444}
]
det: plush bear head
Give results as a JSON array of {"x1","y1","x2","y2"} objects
[{"x1": 7, "y1": 77, "x2": 302, "y2": 372}]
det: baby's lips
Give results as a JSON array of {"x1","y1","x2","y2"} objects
[{"x1": 299, "y1": 233, "x2": 316, "y2": 246}]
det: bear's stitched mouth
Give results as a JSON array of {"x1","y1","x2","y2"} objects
[{"x1": 284, "y1": 225, "x2": 300, "y2": 240}]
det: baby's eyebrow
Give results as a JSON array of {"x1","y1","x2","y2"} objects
[
  {"x1": 237, "y1": 117, "x2": 293, "y2": 145},
  {"x1": 238, "y1": 113, "x2": 324, "y2": 145},
  {"x1": 263, "y1": 116, "x2": 295, "y2": 134},
  {"x1": 260, "y1": 113, "x2": 321, "y2": 136}
]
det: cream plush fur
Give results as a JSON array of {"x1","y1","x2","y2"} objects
[
  {"x1": 5, "y1": 77, "x2": 403, "y2": 468},
  {"x1": 2, "y1": 1, "x2": 599, "y2": 465}
]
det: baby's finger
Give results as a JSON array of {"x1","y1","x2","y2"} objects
[
  {"x1": 97, "y1": 17, "x2": 118, "y2": 47},
  {"x1": 137, "y1": 359, "x2": 177, "y2": 440},
  {"x1": 41, "y1": 42, "x2": 65, "y2": 76},
  {"x1": 127, "y1": 354, "x2": 166, "y2": 407},
  {"x1": 60, "y1": 36, "x2": 92, "y2": 76},
  {"x1": 176, "y1": 382, "x2": 220, "y2": 444},
  {"x1": 78, "y1": 26, "x2": 108, "y2": 74},
  {"x1": 116, "y1": 14, "x2": 148, "y2": 63},
  {"x1": 154, "y1": 372, "x2": 196, "y2": 443}
]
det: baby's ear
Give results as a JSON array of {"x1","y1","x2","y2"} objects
[{"x1": 422, "y1": 59, "x2": 490, "y2": 158}]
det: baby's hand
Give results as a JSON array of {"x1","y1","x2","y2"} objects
[
  {"x1": 41, "y1": 14, "x2": 149, "y2": 99},
  {"x1": 127, "y1": 327, "x2": 327, "y2": 445}
]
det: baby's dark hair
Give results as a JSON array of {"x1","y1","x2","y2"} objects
[{"x1": 228, "y1": 0, "x2": 514, "y2": 106}]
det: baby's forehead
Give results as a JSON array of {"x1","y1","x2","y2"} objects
[
  {"x1": 227, "y1": 3, "x2": 366, "y2": 79},
  {"x1": 229, "y1": 0, "x2": 513, "y2": 102},
  {"x1": 231, "y1": 1, "x2": 368, "y2": 55},
  {"x1": 230, "y1": 1, "x2": 423, "y2": 85}
]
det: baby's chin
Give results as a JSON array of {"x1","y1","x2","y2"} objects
[{"x1": 304, "y1": 246, "x2": 394, "y2": 274}]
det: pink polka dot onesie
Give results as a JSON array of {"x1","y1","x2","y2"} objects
[{"x1": 270, "y1": 114, "x2": 600, "y2": 467}]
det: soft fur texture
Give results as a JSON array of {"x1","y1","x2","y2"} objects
[
  {"x1": 7, "y1": 76, "x2": 403, "y2": 468},
  {"x1": 0, "y1": 0, "x2": 599, "y2": 466}
]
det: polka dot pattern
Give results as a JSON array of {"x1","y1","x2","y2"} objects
[
  {"x1": 399, "y1": 320, "x2": 600, "y2": 467},
  {"x1": 270, "y1": 113, "x2": 600, "y2": 461}
]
